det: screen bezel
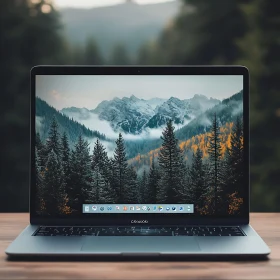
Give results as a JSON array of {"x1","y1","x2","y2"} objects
[{"x1": 30, "y1": 66, "x2": 249, "y2": 225}]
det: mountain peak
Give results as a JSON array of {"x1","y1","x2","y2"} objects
[
  {"x1": 168, "y1": 96, "x2": 181, "y2": 102},
  {"x1": 192, "y1": 94, "x2": 208, "y2": 100},
  {"x1": 129, "y1": 94, "x2": 139, "y2": 101}
]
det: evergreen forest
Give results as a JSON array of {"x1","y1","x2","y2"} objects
[{"x1": 36, "y1": 114, "x2": 244, "y2": 216}]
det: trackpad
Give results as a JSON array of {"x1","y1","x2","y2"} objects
[{"x1": 81, "y1": 237, "x2": 201, "y2": 253}]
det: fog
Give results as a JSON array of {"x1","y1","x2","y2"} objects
[
  {"x1": 64, "y1": 110, "x2": 192, "y2": 141},
  {"x1": 86, "y1": 137, "x2": 116, "y2": 158}
]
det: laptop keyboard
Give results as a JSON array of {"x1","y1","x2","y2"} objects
[{"x1": 34, "y1": 226, "x2": 245, "y2": 236}]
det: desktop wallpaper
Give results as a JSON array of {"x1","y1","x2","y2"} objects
[{"x1": 35, "y1": 75, "x2": 245, "y2": 216}]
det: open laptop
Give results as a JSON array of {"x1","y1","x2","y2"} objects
[{"x1": 6, "y1": 66, "x2": 270, "y2": 257}]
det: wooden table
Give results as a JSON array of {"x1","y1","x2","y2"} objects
[{"x1": 0, "y1": 213, "x2": 279, "y2": 279}]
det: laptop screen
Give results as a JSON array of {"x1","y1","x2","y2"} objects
[{"x1": 35, "y1": 74, "x2": 245, "y2": 217}]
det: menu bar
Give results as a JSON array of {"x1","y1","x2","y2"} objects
[{"x1": 82, "y1": 204, "x2": 194, "y2": 214}]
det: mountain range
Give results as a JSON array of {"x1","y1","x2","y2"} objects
[
  {"x1": 36, "y1": 90, "x2": 243, "y2": 160},
  {"x1": 61, "y1": 94, "x2": 220, "y2": 135},
  {"x1": 124, "y1": 90, "x2": 243, "y2": 159},
  {"x1": 175, "y1": 90, "x2": 243, "y2": 140}
]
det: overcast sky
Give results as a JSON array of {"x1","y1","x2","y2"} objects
[
  {"x1": 54, "y1": 0, "x2": 175, "y2": 9},
  {"x1": 36, "y1": 75, "x2": 243, "y2": 110}
]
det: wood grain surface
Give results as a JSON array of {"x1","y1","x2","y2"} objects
[{"x1": 0, "y1": 213, "x2": 279, "y2": 279}]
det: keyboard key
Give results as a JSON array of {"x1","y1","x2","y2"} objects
[{"x1": 34, "y1": 226, "x2": 245, "y2": 237}]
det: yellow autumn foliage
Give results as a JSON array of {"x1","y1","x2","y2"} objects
[
  {"x1": 128, "y1": 122, "x2": 234, "y2": 169},
  {"x1": 228, "y1": 192, "x2": 243, "y2": 215}
]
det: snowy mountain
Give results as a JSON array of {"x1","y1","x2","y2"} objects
[
  {"x1": 61, "y1": 94, "x2": 220, "y2": 135},
  {"x1": 148, "y1": 97, "x2": 167, "y2": 110},
  {"x1": 145, "y1": 95, "x2": 220, "y2": 129},
  {"x1": 175, "y1": 91, "x2": 243, "y2": 141},
  {"x1": 91, "y1": 95, "x2": 156, "y2": 134},
  {"x1": 60, "y1": 107, "x2": 92, "y2": 120}
]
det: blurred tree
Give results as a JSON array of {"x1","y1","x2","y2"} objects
[
  {"x1": 83, "y1": 37, "x2": 104, "y2": 65},
  {"x1": 109, "y1": 44, "x2": 131, "y2": 65},
  {"x1": 0, "y1": 0, "x2": 68, "y2": 212},
  {"x1": 150, "y1": 0, "x2": 248, "y2": 65},
  {"x1": 136, "y1": 0, "x2": 280, "y2": 211},
  {"x1": 70, "y1": 44, "x2": 85, "y2": 65},
  {"x1": 237, "y1": 0, "x2": 280, "y2": 211},
  {"x1": 136, "y1": 42, "x2": 158, "y2": 65}
]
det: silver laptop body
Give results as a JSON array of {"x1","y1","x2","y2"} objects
[{"x1": 6, "y1": 66, "x2": 270, "y2": 257}]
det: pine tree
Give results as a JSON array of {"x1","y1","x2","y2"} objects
[
  {"x1": 92, "y1": 139, "x2": 115, "y2": 203},
  {"x1": 112, "y1": 133, "x2": 128, "y2": 203},
  {"x1": 35, "y1": 147, "x2": 45, "y2": 214},
  {"x1": 45, "y1": 116, "x2": 62, "y2": 159},
  {"x1": 147, "y1": 155, "x2": 160, "y2": 203},
  {"x1": 92, "y1": 167, "x2": 106, "y2": 203},
  {"x1": 189, "y1": 148, "x2": 206, "y2": 209},
  {"x1": 36, "y1": 132, "x2": 43, "y2": 150},
  {"x1": 229, "y1": 117, "x2": 244, "y2": 192},
  {"x1": 61, "y1": 132, "x2": 71, "y2": 206},
  {"x1": 139, "y1": 169, "x2": 148, "y2": 203},
  {"x1": 208, "y1": 113, "x2": 223, "y2": 214},
  {"x1": 68, "y1": 135, "x2": 93, "y2": 212},
  {"x1": 44, "y1": 149, "x2": 66, "y2": 215},
  {"x1": 181, "y1": 165, "x2": 192, "y2": 203},
  {"x1": 125, "y1": 166, "x2": 139, "y2": 203},
  {"x1": 228, "y1": 117, "x2": 244, "y2": 213},
  {"x1": 61, "y1": 132, "x2": 70, "y2": 176},
  {"x1": 219, "y1": 147, "x2": 232, "y2": 213},
  {"x1": 158, "y1": 120, "x2": 184, "y2": 203},
  {"x1": 35, "y1": 132, "x2": 46, "y2": 171}
]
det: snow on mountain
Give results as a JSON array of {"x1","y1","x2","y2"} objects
[
  {"x1": 91, "y1": 95, "x2": 155, "y2": 134},
  {"x1": 60, "y1": 107, "x2": 91, "y2": 120},
  {"x1": 61, "y1": 94, "x2": 220, "y2": 136},
  {"x1": 145, "y1": 95, "x2": 220, "y2": 129},
  {"x1": 187, "y1": 94, "x2": 220, "y2": 113},
  {"x1": 147, "y1": 97, "x2": 167, "y2": 110}
]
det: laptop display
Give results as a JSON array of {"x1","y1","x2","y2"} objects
[{"x1": 35, "y1": 75, "x2": 244, "y2": 217}]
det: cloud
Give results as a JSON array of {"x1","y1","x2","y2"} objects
[
  {"x1": 198, "y1": 115, "x2": 212, "y2": 127},
  {"x1": 136, "y1": 165, "x2": 150, "y2": 177},
  {"x1": 36, "y1": 116, "x2": 44, "y2": 134},
  {"x1": 63, "y1": 111, "x2": 162, "y2": 141},
  {"x1": 232, "y1": 102, "x2": 243, "y2": 116},
  {"x1": 64, "y1": 111, "x2": 119, "y2": 139},
  {"x1": 64, "y1": 109, "x2": 195, "y2": 143}
]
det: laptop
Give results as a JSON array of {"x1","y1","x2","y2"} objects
[{"x1": 6, "y1": 66, "x2": 270, "y2": 257}]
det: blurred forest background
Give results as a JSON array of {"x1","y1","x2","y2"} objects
[{"x1": 0, "y1": 0, "x2": 279, "y2": 212}]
